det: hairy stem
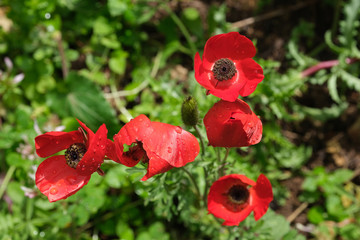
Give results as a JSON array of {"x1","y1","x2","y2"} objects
[
  {"x1": 182, "y1": 167, "x2": 201, "y2": 201},
  {"x1": 0, "y1": 166, "x2": 16, "y2": 200},
  {"x1": 301, "y1": 58, "x2": 358, "y2": 78}
]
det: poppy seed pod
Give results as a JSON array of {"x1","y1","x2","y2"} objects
[
  {"x1": 181, "y1": 96, "x2": 199, "y2": 127},
  {"x1": 203, "y1": 99, "x2": 262, "y2": 148},
  {"x1": 194, "y1": 32, "x2": 264, "y2": 102}
]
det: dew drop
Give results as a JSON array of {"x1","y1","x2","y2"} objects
[
  {"x1": 66, "y1": 176, "x2": 77, "y2": 184},
  {"x1": 100, "y1": 145, "x2": 105, "y2": 149},
  {"x1": 134, "y1": 127, "x2": 138, "y2": 132},
  {"x1": 52, "y1": 170, "x2": 57, "y2": 174},
  {"x1": 96, "y1": 141, "x2": 100, "y2": 146},
  {"x1": 167, "y1": 147, "x2": 172, "y2": 153},
  {"x1": 55, "y1": 141, "x2": 59, "y2": 144},
  {"x1": 175, "y1": 126, "x2": 182, "y2": 134},
  {"x1": 218, "y1": 114, "x2": 223, "y2": 118},
  {"x1": 93, "y1": 149, "x2": 97, "y2": 153},
  {"x1": 50, "y1": 188, "x2": 58, "y2": 194}
]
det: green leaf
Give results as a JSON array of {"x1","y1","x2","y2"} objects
[
  {"x1": 108, "y1": 0, "x2": 128, "y2": 17},
  {"x1": 109, "y1": 50, "x2": 128, "y2": 75},
  {"x1": 340, "y1": 70, "x2": 360, "y2": 91},
  {"x1": 47, "y1": 72, "x2": 118, "y2": 134},
  {"x1": 6, "y1": 153, "x2": 30, "y2": 168},
  {"x1": 328, "y1": 74, "x2": 340, "y2": 103},
  {"x1": 307, "y1": 206, "x2": 324, "y2": 224},
  {"x1": 116, "y1": 221, "x2": 134, "y2": 240}
]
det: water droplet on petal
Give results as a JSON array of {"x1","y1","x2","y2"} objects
[
  {"x1": 55, "y1": 141, "x2": 59, "y2": 144},
  {"x1": 96, "y1": 141, "x2": 100, "y2": 146},
  {"x1": 218, "y1": 114, "x2": 223, "y2": 118},
  {"x1": 100, "y1": 145, "x2": 105, "y2": 149},
  {"x1": 175, "y1": 126, "x2": 182, "y2": 134},
  {"x1": 50, "y1": 188, "x2": 58, "y2": 194},
  {"x1": 93, "y1": 149, "x2": 97, "y2": 153},
  {"x1": 66, "y1": 176, "x2": 77, "y2": 184},
  {"x1": 167, "y1": 147, "x2": 172, "y2": 153},
  {"x1": 52, "y1": 170, "x2": 57, "y2": 174}
]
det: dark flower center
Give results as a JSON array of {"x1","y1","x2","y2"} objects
[
  {"x1": 212, "y1": 58, "x2": 237, "y2": 81},
  {"x1": 65, "y1": 143, "x2": 87, "y2": 169},
  {"x1": 124, "y1": 141, "x2": 148, "y2": 163},
  {"x1": 227, "y1": 184, "x2": 249, "y2": 204}
]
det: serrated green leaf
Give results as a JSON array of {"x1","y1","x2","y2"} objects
[
  {"x1": 340, "y1": 70, "x2": 360, "y2": 91},
  {"x1": 328, "y1": 74, "x2": 340, "y2": 102}
]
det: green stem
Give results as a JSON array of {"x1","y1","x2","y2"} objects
[
  {"x1": 163, "y1": 5, "x2": 197, "y2": 55},
  {"x1": 0, "y1": 166, "x2": 16, "y2": 200},
  {"x1": 194, "y1": 125, "x2": 206, "y2": 156},
  {"x1": 181, "y1": 167, "x2": 201, "y2": 201},
  {"x1": 218, "y1": 148, "x2": 230, "y2": 177},
  {"x1": 203, "y1": 165, "x2": 208, "y2": 207}
]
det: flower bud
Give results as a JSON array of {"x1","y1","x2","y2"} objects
[{"x1": 181, "y1": 96, "x2": 199, "y2": 127}]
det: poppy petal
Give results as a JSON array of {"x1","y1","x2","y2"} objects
[
  {"x1": 113, "y1": 115, "x2": 153, "y2": 166},
  {"x1": 202, "y1": 32, "x2": 256, "y2": 68},
  {"x1": 251, "y1": 174, "x2": 273, "y2": 221},
  {"x1": 76, "y1": 124, "x2": 108, "y2": 176},
  {"x1": 207, "y1": 174, "x2": 256, "y2": 226},
  {"x1": 144, "y1": 122, "x2": 199, "y2": 168},
  {"x1": 105, "y1": 139, "x2": 118, "y2": 162},
  {"x1": 140, "y1": 153, "x2": 173, "y2": 181},
  {"x1": 35, "y1": 155, "x2": 91, "y2": 202},
  {"x1": 77, "y1": 119, "x2": 95, "y2": 148},
  {"x1": 194, "y1": 52, "x2": 213, "y2": 90},
  {"x1": 237, "y1": 59, "x2": 264, "y2": 96},
  {"x1": 35, "y1": 131, "x2": 83, "y2": 158},
  {"x1": 204, "y1": 100, "x2": 262, "y2": 147}
]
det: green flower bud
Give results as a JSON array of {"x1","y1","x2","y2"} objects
[{"x1": 181, "y1": 96, "x2": 199, "y2": 127}]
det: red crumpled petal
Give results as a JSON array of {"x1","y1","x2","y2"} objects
[
  {"x1": 141, "y1": 153, "x2": 174, "y2": 181},
  {"x1": 113, "y1": 115, "x2": 153, "y2": 167},
  {"x1": 207, "y1": 174, "x2": 256, "y2": 226},
  {"x1": 35, "y1": 131, "x2": 83, "y2": 158},
  {"x1": 144, "y1": 122, "x2": 199, "y2": 168},
  {"x1": 204, "y1": 99, "x2": 262, "y2": 147},
  {"x1": 77, "y1": 119, "x2": 95, "y2": 149},
  {"x1": 251, "y1": 174, "x2": 273, "y2": 221},
  {"x1": 202, "y1": 32, "x2": 256, "y2": 69},
  {"x1": 76, "y1": 124, "x2": 108, "y2": 176},
  {"x1": 114, "y1": 115, "x2": 199, "y2": 180},
  {"x1": 35, "y1": 155, "x2": 91, "y2": 202}
]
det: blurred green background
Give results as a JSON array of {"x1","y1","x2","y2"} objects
[{"x1": 0, "y1": 0, "x2": 360, "y2": 239}]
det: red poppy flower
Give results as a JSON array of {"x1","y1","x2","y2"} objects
[
  {"x1": 194, "y1": 32, "x2": 264, "y2": 102},
  {"x1": 203, "y1": 99, "x2": 262, "y2": 147},
  {"x1": 111, "y1": 114, "x2": 200, "y2": 181},
  {"x1": 35, "y1": 120, "x2": 108, "y2": 202},
  {"x1": 207, "y1": 174, "x2": 273, "y2": 226}
]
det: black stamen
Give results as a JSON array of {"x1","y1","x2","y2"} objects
[
  {"x1": 212, "y1": 58, "x2": 237, "y2": 81},
  {"x1": 227, "y1": 185, "x2": 249, "y2": 204},
  {"x1": 65, "y1": 143, "x2": 87, "y2": 169}
]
